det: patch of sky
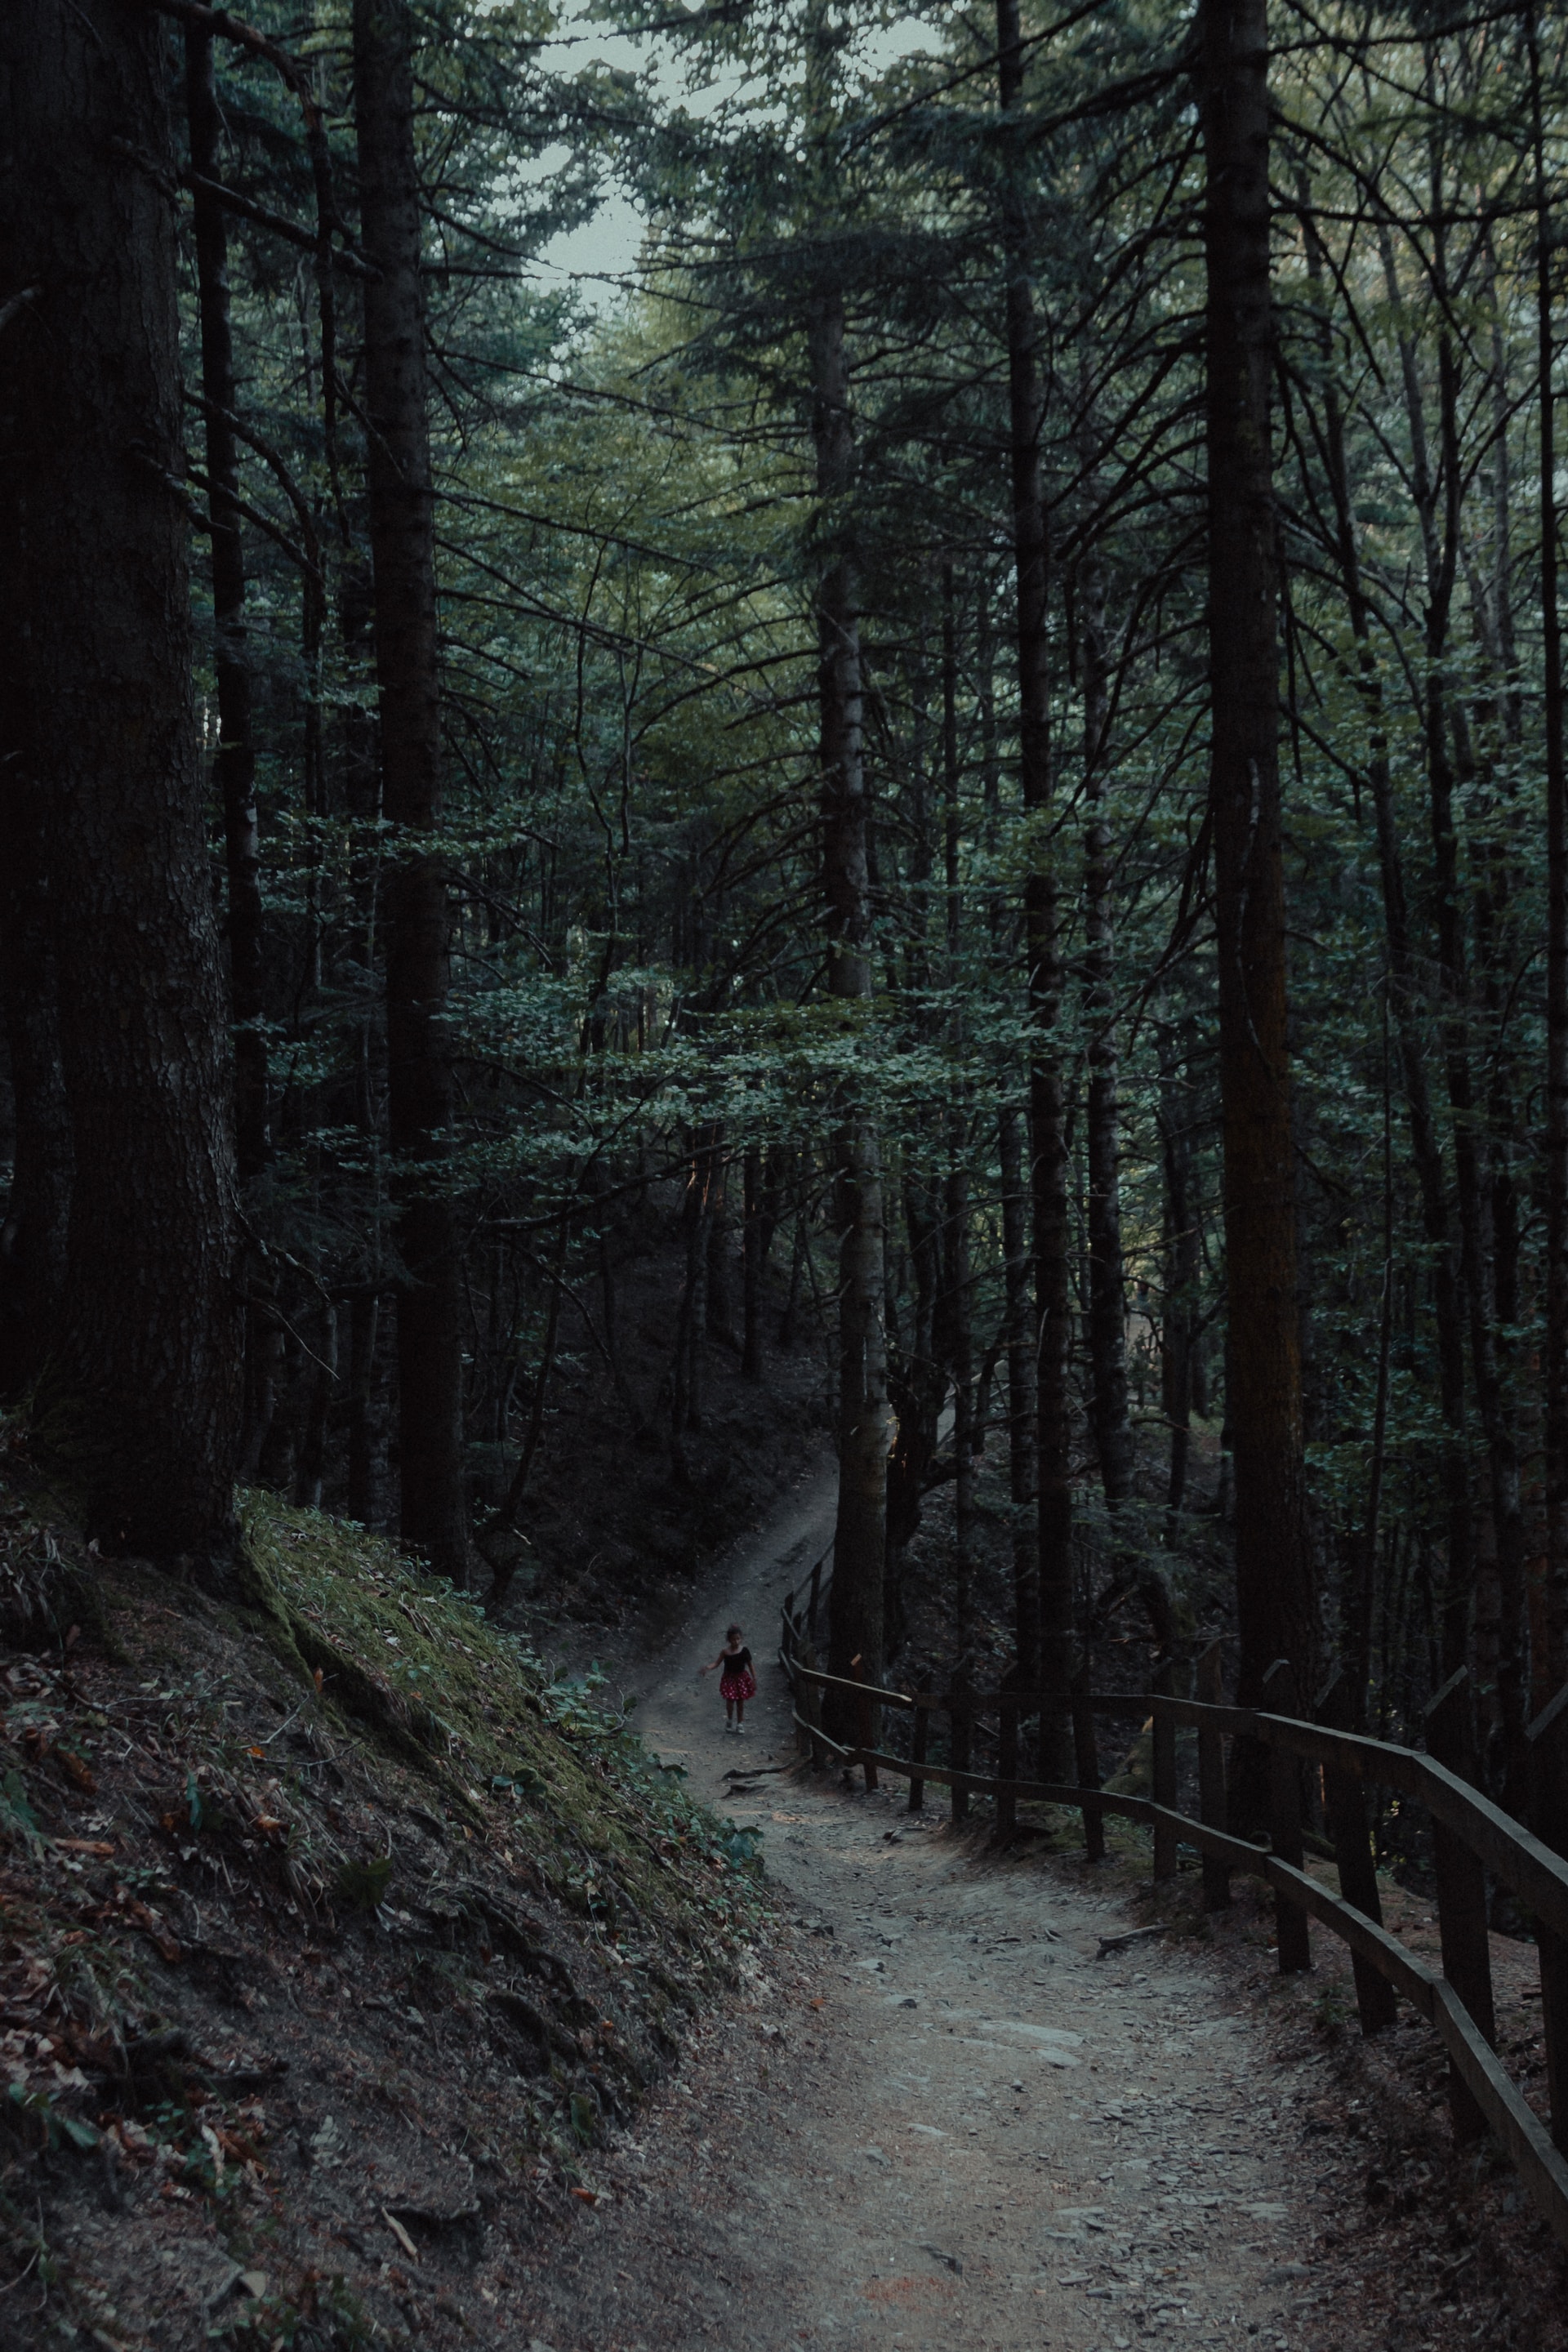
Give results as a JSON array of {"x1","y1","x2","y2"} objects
[{"x1": 523, "y1": 7, "x2": 937, "y2": 310}]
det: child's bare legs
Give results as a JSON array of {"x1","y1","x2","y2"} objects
[
  {"x1": 724, "y1": 1697, "x2": 737, "y2": 1731},
  {"x1": 733, "y1": 1699, "x2": 746, "y2": 1733}
]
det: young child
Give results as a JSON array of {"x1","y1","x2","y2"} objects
[{"x1": 701, "y1": 1624, "x2": 757, "y2": 1733}]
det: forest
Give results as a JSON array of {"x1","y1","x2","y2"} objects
[
  {"x1": 5, "y1": 0, "x2": 1568, "y2": 1833},
  {"x1": 12, "y1": 5, "x2": 1568, "y2": 2345}
]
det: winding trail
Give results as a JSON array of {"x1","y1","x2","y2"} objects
[{"x1": 516, "y1": 1469, "x2": 1356, "y2": 2352}]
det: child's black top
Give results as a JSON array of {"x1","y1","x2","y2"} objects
[{"x1": 719, "y1": 1646, "x2": 752, "y2": 1676}]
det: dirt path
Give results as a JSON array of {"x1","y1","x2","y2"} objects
[{"x1": 514, "y1": 1477, "x2": 1357, "y2": 2352}]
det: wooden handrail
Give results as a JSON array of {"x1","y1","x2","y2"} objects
[
  {"x1": 777, "y1": 1661, "x2": 1568, "y2": 1943},
  {"x1": 771, "y1": 1633, "x2": 1568, "y2": 2253}
]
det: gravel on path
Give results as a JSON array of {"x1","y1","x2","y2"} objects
[{"x1": 513, "y1": 1472, "x2": 1361, "y2": 2352}]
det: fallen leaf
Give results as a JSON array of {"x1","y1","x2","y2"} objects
[
  {"x1": 382, "y1": 2207, "x2": 420, "y2": 2261},
  {"x1": 57, "y1": 1750, "x2": 96, "y2": 1793},
  {"x1": 570, "y1": 2185, "x2": 599, "y2": 2205},
  {"x1": 247, "y1": 1746, "x2": 266, "y2": 1760},
  {"x1": 809, "y1": 1998, "x2": 826, "y2": 2010},
  {"x1": 56, "y1": 1838, "x2": 115, "y2": 1856},
  {"x1": 124, "y1": 1897, "x2": 181, "y2": 1964}
]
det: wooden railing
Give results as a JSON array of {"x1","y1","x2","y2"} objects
[{"x1": 777, "y1": 1590, "x2": 1568, "y2": 2252}]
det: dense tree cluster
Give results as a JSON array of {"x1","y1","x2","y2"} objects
[{"x1": 3, "y1": 0, "x2": 1568, "y2": 1817}]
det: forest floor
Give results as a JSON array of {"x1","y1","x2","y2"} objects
[{"x1": 511, "y1": 1468, "x2": 1568, "y2": 2352}]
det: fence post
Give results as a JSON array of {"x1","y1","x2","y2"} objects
[
  {"x1": 1196, "y1": 1640, "x2": 1232, "y2": 1911},
  {"x1": 1423, "y1": 1666, "x2": 1494, "y2": 2145},
  {"x1": 849, "y1": 1655, "x2": 877, "y2": 1793},
  {"x1": 1317, "y1": 1671, "x2": 1396, "y2": 2035},
  {"x1": 808, "y1": 1557, "x2": 822, "y2": 1646},
  {"x1": 1152, "y1": 1695, "x2": 1178, "y2": 1882},
  {"x1": 950, "y1": 1666, "x2": 972, "y2": 1827},
  {"x1": 1260, "y1": 1659, "x2": 1310, "y2": 1974},
  {"x1": 909, "y1": 1675, "x2": 930, "y2": 1813},
  {"x1": 997, "y1": 1671, "x2": 1018, "y2": 1842},
  {"x1": 1524, "y1": 1682, "x2": 1568, "y2": 2155},
  {"x1": 1071, "y1": 1649, "x2": 1104, "y2": 1864}
]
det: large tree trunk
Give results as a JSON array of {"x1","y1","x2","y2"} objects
[
  {"x1": 186, "y1": 27, "x2": 268, "y2": 1187},
  {"x1": 0, "y1": 787, "x2": 72, "y2": 1396},
  {"x1": 353, "y1": 0, "x2": 469, "y2": 1582},
  {"x1": 1200, "y1": 0, "x2": 1312, "y2": 1766},
  {"x1": 0, "y1": 0, "x2": 240, "y2": 1555},
  {"x1": 809, "y1": 282, "x2": 890, "y2": 1733},
  {"x1": 997, "y1": 0, "x2": 1071, "y2": 1771}
]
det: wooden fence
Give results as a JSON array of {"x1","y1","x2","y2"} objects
[{"x1": 777, "y1": 1583, "x2": 1568, "y2": 2253}]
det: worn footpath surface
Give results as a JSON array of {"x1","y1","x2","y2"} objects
[{"x1": 514, "y1": 1473, "x2": 1370, "y2": 2352}]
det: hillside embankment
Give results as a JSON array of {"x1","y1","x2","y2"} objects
[{"x1": 0, "y1": 1428, "x2": 771, "y2": 2350}]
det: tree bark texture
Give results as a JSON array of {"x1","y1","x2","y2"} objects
[
  {"x1": 742, "y1": 1146, "x2": 765, "y2": 1379},
  {"x1": 1533, "y1": 8, "x2": 1568, "y2": 1686},
  {"x1": 997, "y1": 0, "x2": 1071, "y2": 1771},
  {"x1": 0, "y1": 0, "x2": 241, "y2": 1554},
  {"x1": 809, "y1": 281, "x2": 890, "y2": 1729},
  {"x1": 353, "y1": 0, "x2": 468, "y2": 1582},
  {"x1": 999, "y1": 1105, "x2": 1040, "y2": 1680},
  {"x1": 1080, "y1": 557, "x2": 1134, "y2": 1508},
  {"x1": 1200, "y1": 0, "x2": 1312, "y2": 1727},
  {"x1": 186, "y1": 26, "x2": 268, "y2": 1187},
  {"x1": 1157, "y1": 1027, "x2": 1198, "y2": 1529},
  {"x1": 0, "y1": 783, "x2": 72, "y2": 1396}
]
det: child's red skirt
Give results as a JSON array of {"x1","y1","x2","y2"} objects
[{"x1": 720, "y1": 1668, "x2": 757, "y2": 1703}]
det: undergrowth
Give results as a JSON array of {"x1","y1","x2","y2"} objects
[{"x1": 241, "y1": 1492, "x2": 767, "y2": 1937}]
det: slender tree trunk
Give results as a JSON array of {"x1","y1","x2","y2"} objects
[
  {"x1": 295, "y1": 1298, "x2": 338, "y2": 1512},
  {"x1": 999, "y1": 1106, "x2": 1040, "y2": 1685},
  {"x1": 742, "y1": 1147, "x2": 766, "y2": 1380},
  {"x1": 0, "y1": 0, "x2": 241, "y2": 1556},
  {"x1": 942, "y1": 1166, "x2": 975, "y2": 1663},
  {"x1": 353, "y1": 0, "x2": 468, "y2": 1581},
  {"x1": 186, "y1": 26, "x2": 268, "y2": 1185},
  {"x1": 1305, "y1": 191, "x2": 1475, "y2": 1676},
  {"x1": 706, "y1": 1148, "x2": 736, "y2": 1344},
  {"x1": 809, "y1": 281, "x2": 890, "y2": 1732},
  {"x1": 1080, "y1": 555, "x2": 1134, "y2": 1506},
  {"x1": 1157, "y1": 1027, "x2": 1197, "y2": 1533},
  {"x1": 1532, "y1": 9, "x2": 1568, "y2": 1685},
  {"x1": 997, "y1": 0, "x2": 1071, "y2": 1771},
  {"x1": 346, "y1": 1289, "x2": 384, "y2": 1526},
  {"x1": 1200, "y1": 0, "x2": 1312, "y2": 1771}
]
